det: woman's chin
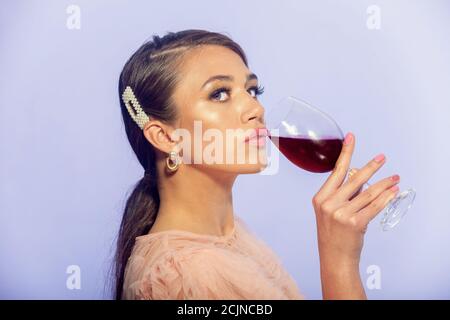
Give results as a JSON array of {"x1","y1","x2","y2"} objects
[{"x1": 237, "y1": 162, "x2": 269, "y2": 174}]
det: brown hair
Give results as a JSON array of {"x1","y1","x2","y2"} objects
[{"x1": 114, "y1": 29, "x2": 248, "y2": 299}]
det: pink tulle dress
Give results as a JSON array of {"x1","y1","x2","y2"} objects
[{"x1": 122, "y1": 215, "x2": 304, "y2": 299}]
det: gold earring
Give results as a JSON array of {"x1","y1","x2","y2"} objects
[{"x1": 166, "y1": 150, "x2": 180, "y2": 172}]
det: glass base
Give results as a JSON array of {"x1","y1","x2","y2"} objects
[{"x1": 380, "y1": 188, "x2": 416, "y2": 231}]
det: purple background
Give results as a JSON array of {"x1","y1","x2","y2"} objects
[{"x1": 1, "y1": 0, "x2": 449, "y2": 299}]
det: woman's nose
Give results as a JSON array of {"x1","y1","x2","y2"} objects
[{"x1": 242, "y1": 99, "x2": 265, "y2": 125}]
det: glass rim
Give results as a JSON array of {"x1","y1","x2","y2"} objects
[{"x1": 266, "y1": 95, "x2": 345, "y2": 140}]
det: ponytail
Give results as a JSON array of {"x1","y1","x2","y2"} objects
[{"x1": 114, "y1": 172, "x2": 159, "y2": 300}]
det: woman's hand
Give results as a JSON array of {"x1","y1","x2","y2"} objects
[{"x1": 311, "y1": 133, "x2": 400, "y2": 299}]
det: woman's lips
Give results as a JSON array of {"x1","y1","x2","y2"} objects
[
  {"x1": 248, "y1": 136, "x2": 267, "y2": 146},
  {"x1": 244, "y1": 128, "x2": 268, "y2": 146}
]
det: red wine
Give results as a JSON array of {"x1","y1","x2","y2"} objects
[{"x1": 269, "y1": 135, "x2": 343, "y2": 173}]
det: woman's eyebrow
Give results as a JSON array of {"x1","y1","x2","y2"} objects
[{"x1": 201, "y1": 73, "x2": 258, "y2": 89}]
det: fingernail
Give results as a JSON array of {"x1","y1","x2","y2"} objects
[
  {"x1": 344, "y1": 132, "x2": 353, "y2": 145},
  {"x1": 390, "y1": 174, "x2": 400, "y2": 182},
  {"x1": 390, "y1": 185, "x2": 399, "y2": 192},
  {"x1": 374, "y1": 153, "x2": 385, "y2": 163}
]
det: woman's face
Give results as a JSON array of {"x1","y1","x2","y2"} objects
[{"x1": 171, "y1": 45, "x2": 268, "y2": 175}]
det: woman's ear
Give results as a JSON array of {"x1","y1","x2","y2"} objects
[{"x1": 142, "y1": 120, "x2": 179, "y2": 154}]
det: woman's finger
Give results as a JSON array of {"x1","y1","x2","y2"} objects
[
  {"x1": 344, "y1": 174, "x2": 400, "y2": 212},
  {"x1": 335, "y1": 153, "x2": 386, "y2": 202},
  {"x1": 357, "y1": 184, "x2": 400, "y2": 224},
  {"x1": 347, "y1": 168, "x2": 363, "y2": 201},
  {"x1": 315, "y1": 132, "x2": 355, "y2": 202}
]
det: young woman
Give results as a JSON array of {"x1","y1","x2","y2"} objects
[{"x1": 114, "y1": 29, "x2": 400, "y2": 300}]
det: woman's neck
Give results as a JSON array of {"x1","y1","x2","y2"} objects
[{"x1": 153, "y1": 164, "x2": 237, "y2": 237}]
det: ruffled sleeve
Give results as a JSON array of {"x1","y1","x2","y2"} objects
[{"x1": 134, "y1": 246, "x2": 295, "y2": 300}]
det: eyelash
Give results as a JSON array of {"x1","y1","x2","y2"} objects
[{"x1": 209, "y1": 85, "x2": 265, "y2": 102}]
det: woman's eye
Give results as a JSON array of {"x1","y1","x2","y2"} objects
[
  {"x1": 210, "y1": 88, "x2": 230, "y2": 102},
  {"x1": 248, "y1": 85, "x2": 265, "y2": 99},
  {"x1": 209, "y1": 85, "x2": 265, "y2": 102}
]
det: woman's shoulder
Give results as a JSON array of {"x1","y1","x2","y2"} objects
[
  {"x1": 129, "y1": 214, "x2": 281, "y2": 267},
  {"x1": 122, "y1": 222, "x2": 245, "y2": 299},
  {"x1": 122, "y1": 215, "x2": 304, "y2": 299},
  {"x1": 126, "y1": 215, "x2": 246, "y2": 276}
]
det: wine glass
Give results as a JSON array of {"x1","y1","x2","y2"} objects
[{"x1": 266, "y1": 96, "x2": 416, "y2": 231}]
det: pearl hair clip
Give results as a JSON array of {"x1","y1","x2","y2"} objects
[{"x1": 122, "y1": 86, "x2": 150, "y2": 130}]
